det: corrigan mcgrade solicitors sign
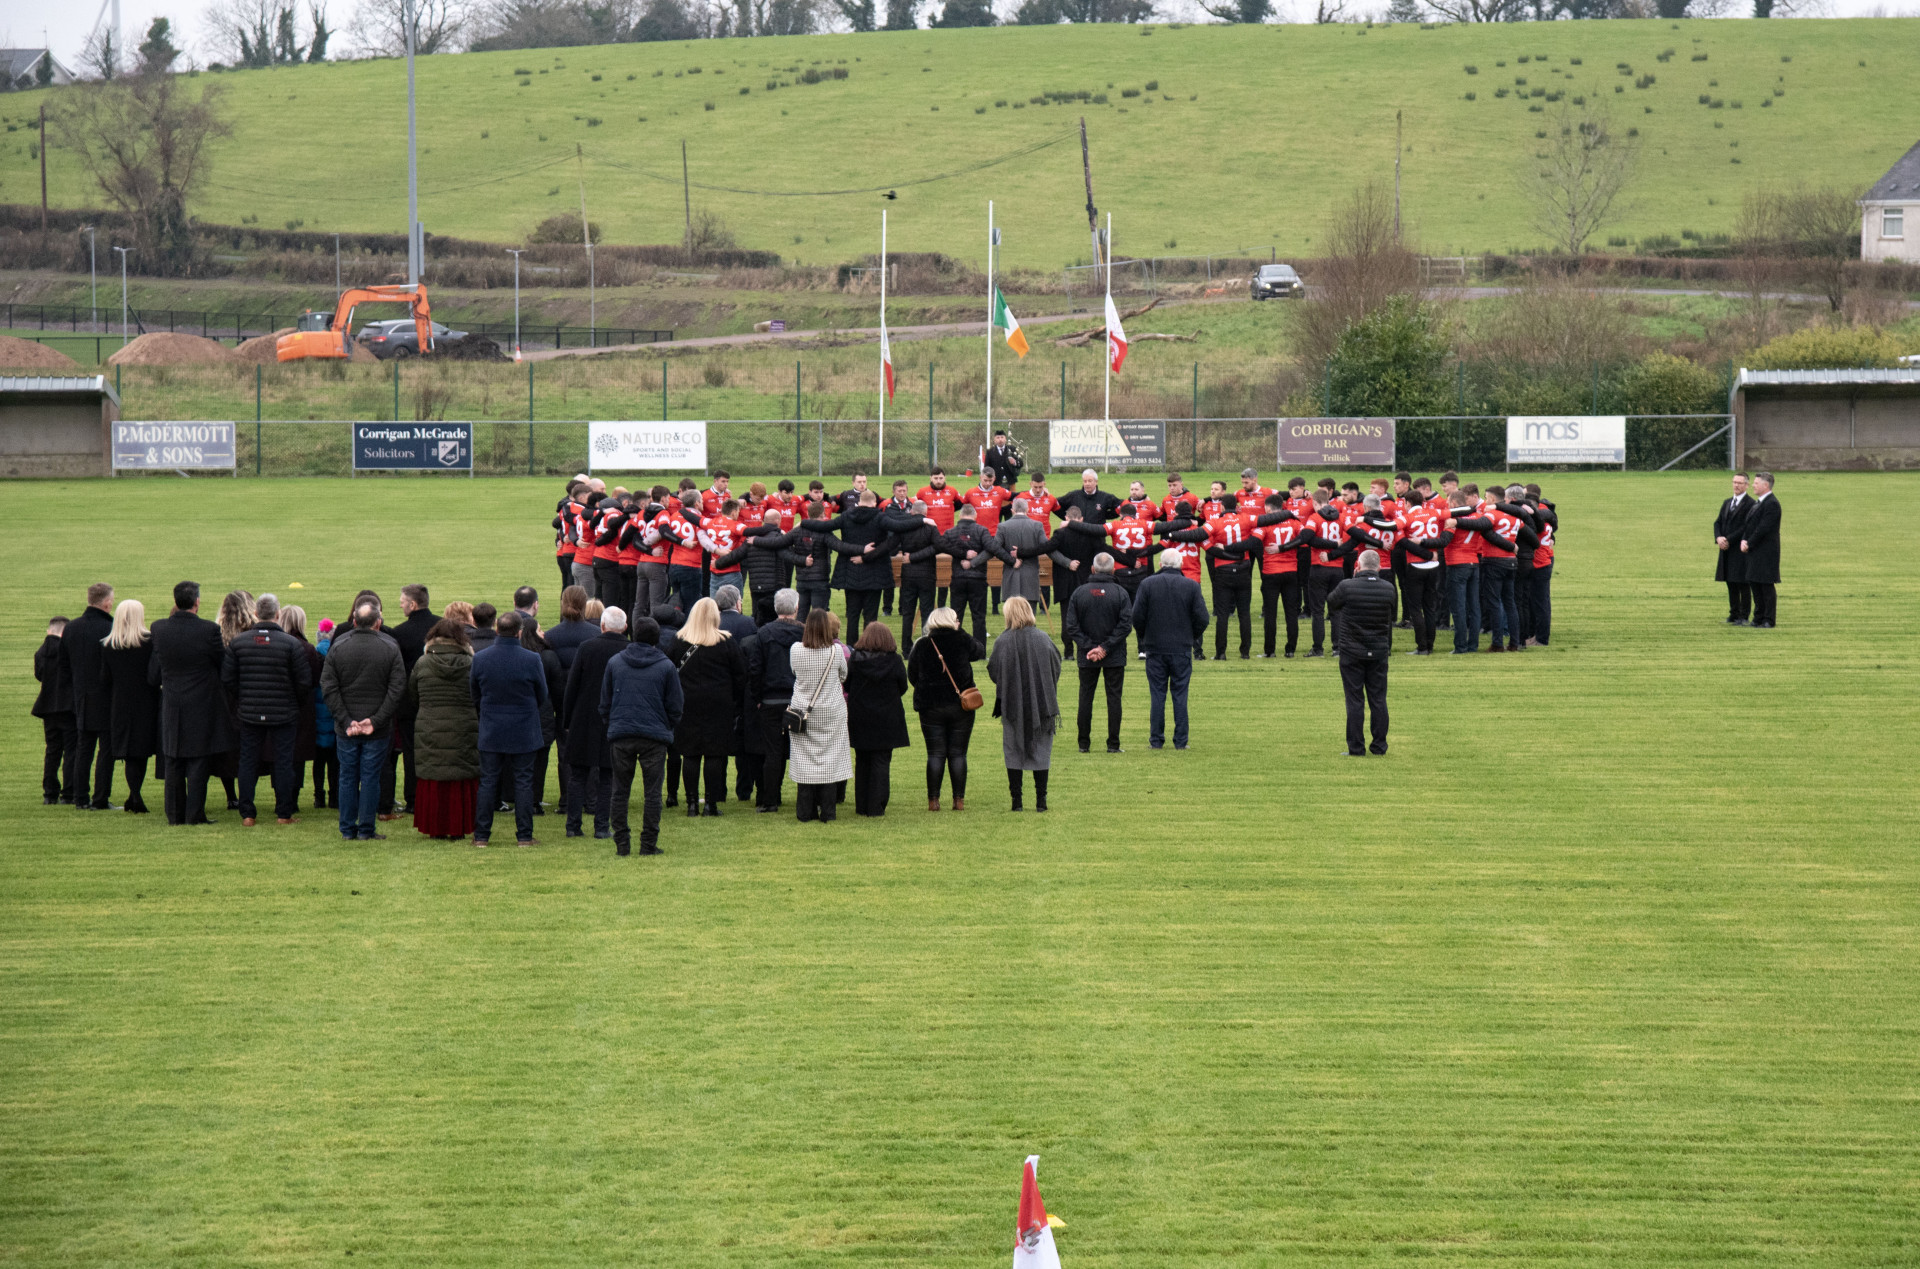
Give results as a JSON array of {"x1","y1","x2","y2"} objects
[
  {"x1": 353, "y1": 423, "x2": 472, "y2": 470},
  {"x1": 112, "y1": 422, "x2": 236, "y2": 471},
  {"x1": 1278, "y1": 418, "x2": 1396, "y2": 467}
]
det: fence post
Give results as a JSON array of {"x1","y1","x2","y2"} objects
[
  {"x1": 1456, "y1": 362, "x2": 1465, "y2": 415},
  {"x1": 393, "y1": 359, "x2": 400, "y2": 421},
  {"x1": 1059, "y1": 361, "x2": 1065, "y2": 420},
  {"x1": 255, "y1": 365, "x2": 262, "y2": 477},
  {"x1": 662, "y1": 359, "x2": 669, "y2": 422},
  {"x1": 528, "y1": 359, "x2": 536, "y2": 475},
  {"x1": 115, "y1": 364, "x2": 121, "y2": 404}
]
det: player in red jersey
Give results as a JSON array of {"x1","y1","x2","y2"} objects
[
  {"x1": 1440, "y1": 491, "x2": 1513, "y2": 654},
  {"x1": 1123, "y1": 480, "x2": 1160, "y2": 520},
  {"x1": 1249, "y1": 494, "x2": 1309, "y2": 657},
  {"x1": 915, "y1": 468, "x2": 959, "y2": 533},
  {"x1": 1105, "y1": 502, "x2": 1163, "y2": 596},
  {"x1": 1200, "y1": 494, "x2": 1259, "y2": 659},
  {"x1": 1301, "y1": 495, "x2": 1353, "y2": 657},
  {"x1": 1522, "y1": 482, "x2": 1555, "y2": 646},
  {"x1": 1237, "y1": 468, "x2": 1273, "y2": 515},
  {"x1": 962, "y1": 473, "x2": 1013, "y2": 613},
  {"x1": 1476, "y1": 487, "x2": 1538, "y2": 652},
  {"x1": 697, "y1": 499, "x2": 746, "y2": 597},
  {"x1": 1160, "y1": 474, "x2": 1197, "y2": 523},
  {"x1": 1021, "y1": 474, "x2": 1060, "y2": 609},
  {"x1": 1397, "y1": 491, "x2": 1448, "y2": 654},
  {"x1": 701, "y1": 470, "x2": 732, "y2": 517},
  {"x1": 646, "y1": 491, "x2": 706, "y2": 614}
]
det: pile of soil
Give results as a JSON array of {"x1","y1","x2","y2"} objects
[
  {"x1": 107, "y1": 332, "x2": 241, "y2": 366},
  {"x1": 437, "y1": 334, "x2": 508, "y2": 362},
  {"x1": 0, "y1": 336, "x2": 81, "y2": 370},
  {"x1": 234, "y1": 328, "x2": 297, "y2": 363}
]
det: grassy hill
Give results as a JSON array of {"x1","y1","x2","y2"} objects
[{"x1": 2, "y1": 19, "x2": 1916, "y2": 266}]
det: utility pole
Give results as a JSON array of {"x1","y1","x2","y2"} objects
[
  {"x1": 680, "y1": 139, "x2": 693, "y2": 263},
  {"x1": 403, "y1": 0, "x2": 420, "y2": 285},
  {"x1": 1079, "y1": 117, "x2": 1100, "y2": 270},
  {"x1": 1394, "y1": 109, "x2": 1403, "y2": 243},
  {"x1": 113, "y1": 246, "x2": 129, "y2": 343},
  {"x1": 576, "y1": 144, "x2": 594, "y2": 342},
  {"x1": 506, "y1": 248, "x2": 524, "y2": 360},
  {"x1": 39, "y1": 102, "x2": 49, "y2": 233}
]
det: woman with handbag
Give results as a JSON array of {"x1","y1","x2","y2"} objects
[
  {"x1": 905, "y1": 607, "x2": 982, "y2": 812},
  {"x1": 667, "y1": 598, "x2": 747, "y2": 817},
  {"x1": 986, "y1": 597, "x2": 1062, "y2": 812},
  {"x1": 845, "y1": 622, "x2": 909, "y2": 817},
  {"x1": 786, "y1": 608, "x2": 851, "y2": 823}
]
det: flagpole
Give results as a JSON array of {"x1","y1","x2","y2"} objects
[
  {"x1": 1103, "y1": 212, "x2": 1112, "y2": 475},
  {"x1": 879, "y1": 207, "x2": 887, "y2": 478},
  {"x1": 985, "y1": 200, "x2": 994, "y2": 466}
]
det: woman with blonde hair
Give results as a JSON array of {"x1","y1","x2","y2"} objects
[
  {"x1": 666, "y1": 597, "x2": 747, "y2": 816},
  {"x1": 279, "y1": 605, "x2": 327, "y2": 810},
  {"x1": 99, "y1": 598, "x2": 162, "y2": 814},
  {"x1": 987, "y1": 596, "x2": 1062, "y2": 812},
  {"x1": 213, "y1": 589, "x2": 255, "y2": 808},
  {"x1": 786, "y1": 607, "x2": 850, "y2": 822},
  {"x1": 217, "y1": 590, "x2": 256, "y2": 645}
]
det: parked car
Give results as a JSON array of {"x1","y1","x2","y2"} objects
[
  {"x1": 356, "y1": 319, "x2": 470, "y2": 359},
  {"x1": 1251, "y1": 264, "x2": 1305, "y2": 300}
]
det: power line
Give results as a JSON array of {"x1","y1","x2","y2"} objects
[{"x1": 586, "y1": 130, "x2": 1077, "y2": 198}]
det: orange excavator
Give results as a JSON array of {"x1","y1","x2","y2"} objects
[{"x1": 276, "y1": 284, "x2": 434, "y2": 362}]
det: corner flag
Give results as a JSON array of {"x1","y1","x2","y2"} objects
[{"x1": 1013, "y1": 1155, "x2": 1064, "y2": 1269}]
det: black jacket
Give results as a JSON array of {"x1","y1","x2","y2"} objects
[
  {"x1": 667, "y1": 636, "x2": 747, "y2": 756},
  {"x1": 60, "y1": 606, "x2": 115, "y2": 732},
  {"x1": 1740, "y1": 493, "x2": 1782, "y2": 584},
  {"x1": 883, "y1": 516, "x2": 942, "y2": 587},
  {"x1": 222, "y1": 620, "x2": 314, "y2": 728},
  {"x1": 905, "y1": 625, "x2": 980, "y2": 714},
  {"x1": 1130, "y1": 570, "x2": 1210, "y2": 655},
  {"x1": 100, "y1": 639, "x2": 161, "y2": 760},
  {"x1": 938, "y1": 522, "x2": 996, "y2": 580},
  {"x1": 148, "y1": 610, "x2": 235, "y2": 759},
  {"x1": 389, "y1": 608, "x2": 438, "y2": 675},
  {"x1": 749, "y1": 618, "x2": 806, "y2": 705},
  {"x1": 1327, "y1": 572, "x2": 1397, "y2": 661},
  {"x1": 33, "y1": 634, "x2": 71, "y2": 718},
  {"x1": 544, "y1": 618, "x2": 597, "y2": 671},
  {"x1": 724, "y1": 523, "x2": 795, "y2": 596},
  {"x1": 1059, "y1": 487, "x2": 1122, "y2": 525},
  {"x1": 783, "y1": 521, "x2": 849, "y2": 587},
  {"x1": 1062, "y1": 577, "x2": 1134, "y2": 665},
  {"x1": 320, "y1": 626, "x2": 407, "y2": 740},
  {"x1": 562, "y1": 630, "x2": 628, "y2": 769},
  {"x1": 1715, "y1": 493, "x2": 1751, "y2": 583},
  {"x1": 600, "y1": 641, "x2": 684, "y2": 745},
  {"x1": 1045, "y1": 519, "x2": 1109, "y2": 583},
  {"x1": 804, "y1": 507, "x2": 894, "y2": 591},
  {"x1": 846, "y1": 649, "x2": 910, "y2": 751},
  {"x1": 982, "y1": 443, "x2": 1022, "y2": 489}
]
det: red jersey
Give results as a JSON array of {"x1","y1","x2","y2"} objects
[
  {"x1": 1254, "y1": 515, "x2": 1307, "y2": 575},
  {"x1": 1308, "y1": 513, "x2": 1348, "y2": 569},
  {"x1": 1120, "y1": 496, "x2": 1159, "y2": 521},
  {"x1": 963, "y1": 485, "x2": 1011, "y2": 533},
  {"x1": 1161, "y1": 491, "x2": 1199, "y2": 522},
  {"x1": 1285, "y1": 494, "x2": 1316, "y2": 521},
  {"x1": 1355, "y1": 516, "x2": 1398, "y2": 566},
  {"x1": 1533, "y1": 517, "x2": 1555, "y2": 568},
  {"x1": 765, "y1": 493, "x2": 799, "y2": 531},
  {"x1": 1442, "y1": 509, "x2": 1483, "y2": 566},
  {"x1": 656, "y1": 509, "x2": 703, "y2": 569},
  {"x1": 701, "y1": 486, "x2": 731, "y2": 517},
  {"x1": 1107, "y1": 515, "x2": 1157, "y2": 566},
  {"x1": 1200, "y1": 495, "x2": 1228, "y2": 520},
  {"x1": 1022, "y1": 488, "x2": 1058, "y2": 533},
  {"x1": 592, "y1": 504, "x2": 624, "y2": 563},
  {"x1": 1160, "y1": 534, "x2": 1205, "y2": 583},
  {"x1": 1237, "y1": 485, "x2": 1274, "y2": 514},
  {"x1": 1402, "y1": 505, "x2": 1447, "y2": 569},
  {"x1": 617, "y1": 508, "x2": 644, "y2": 566},
  {"x1": 1479, "y1": 507, "x2": 1521, "y2": 561},
  {"x1": 572, "y1": 504, "x2": 597, "y2": 565},
  {"x1": 1205, "y1": 512, "x2": 1254, "y2": 562},
  {"x1": 699, "y1": 515, "x2": 744, "y2": 574},
  {"x1": 916, "y1": 484, "x2": 959, "y2": 533}
]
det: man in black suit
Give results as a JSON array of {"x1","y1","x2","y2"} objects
[
  {"x1": 1714, "y1": 473, "x2": 1752, "y2": 625},
  {"x1": 382, "y1": 582, "x2": 439, "y2": 816},
  {"x1": 1739, "y1": 471, "x2": 1782, "y2": 628},
  {"x1": 149, "y1": 580, "x2": 235, "y2": 825},
  {"x1": 982, "y1": 429, "x2": 1022, "y2": 491},
  {"x1": 60, "y1": 582, "x2": 117, "y2": 810},
  {"x1": 1326, "y1": 550, "x2": 1396, "y2": 757}
]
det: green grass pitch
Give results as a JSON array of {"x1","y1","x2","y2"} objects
[
  {"x1": 4, "y1": 20, "x2": 1918, "y2": 262},
  {"x1": 3, "y1": 470, "x2": 1918, "y2": 1266}
]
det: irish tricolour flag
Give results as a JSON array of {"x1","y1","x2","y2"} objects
[
  {"x1": 1012, "y1": 1155, "x2": 1064, "y2": 1269},
  {"x1": 993, "y1": 288, "x2": 1029, "y2": 359}
]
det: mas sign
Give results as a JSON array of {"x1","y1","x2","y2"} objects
[
  {"x1": 1507, "y1": 416, "x2": 1626, "y2": 464},
  {"x1": 590, "y1": 421, "x2": 709, "y2": 472}
]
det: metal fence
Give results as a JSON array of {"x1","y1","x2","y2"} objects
[
  {"x1": 2, "y1": 303, "x2": 671, "y2": 352},
  {"x1": 115, "y1": 415, "x2": 1733, "y2": 480}
]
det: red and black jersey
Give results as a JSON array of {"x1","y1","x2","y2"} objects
[
  {"x1": 698, "y1": 515, "x2": 744, "y2": 573},
  {"x1": 963, "y1": 484, "x2": 1011, "y2": 533},
  {"x1": 656, "y1": 508, "x2": 703, "y2": 569},
  {"x1": 765, "y1": 493, "x2": 799, "y2": 532},
  {"x1": 1106, "y1": 515, "x2": 1158, "y2": 567},
  {"x1": 572, "y1": 503, "x2": 597, "y2": 565},
  {"x1": 591, "y1": 503, "x2": 625, "y2": 562},
  {"x1": 1306, "y1": 511, "x2": 1350, "y2": 569},
  {"x1": 1442, "y1": 510, "x2": 1485, "y2": 566},
  {"x1": 1022, "y1": 488, "x2": 1059, "y2": 532},
  {"x1": 1533, "y1": 517, "x2": 1555, "y2": 568},
  {"x1": 1254, "y1": 515, "x2": 1307, "y2": 575},
  {"x1": 1161, "y1": 491, "x2": 1199, "y2": 522},
  {"x1": 1237, "y1": 484, "x2": 1274, "y2": 513},
  {"x1": 1479, "y1": 507, "x2": 1521, "y2": 560},
  {"x1": 916, "y1": 484, "x2": 959, "y2": 533},
  {"x1": 700, "y1": 486, "x2": 731, "y2": 517},
  {"x1": 1402, "y1": 505, "x2": 1448, "y2": 568}
]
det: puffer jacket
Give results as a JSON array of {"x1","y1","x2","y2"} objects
[
  {"x1": 221, "y1": 620, "x2": 314, "y2": 728},
  {"x1": 404, "y1": 639, "x2": 479, "y2": 781},
  {"x1": 600, "y1": 641, "x2": 684, "y2": 744},
  {"x1": 804, "y1": 506, "x2": 894, "y2": 591},
  {"x1": 748, "y1": 617, "x2": 805, "y2": 705},
  {"x1": 1326, "y1": 571, "x2": 1397, "y2": 661}
]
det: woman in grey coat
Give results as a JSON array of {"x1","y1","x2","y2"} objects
[
  {"x1": 786, "y1": 608, "x2": 850, "y2": 822},
  {"x1": 987, "y1": 597, "x2": 1062, "y2": 812}
]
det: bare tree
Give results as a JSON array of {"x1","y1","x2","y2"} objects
[
  {"x1": 1201, "y1": 0, "x2": 1273, "y2": 22},
  {"x1": 1311, "y1": 0, "x2": 1348, "y2": 19},
  {"x1": 49, "y1": 73, "x2": 231, "y2": 274},
  {"x1": 1422, "y1": 0, "x2": 1525, "y2": 20},
  {"x1": 80, "y1": 28, "x2": 122, "y2": 80},
  {"x1": 1475, "y1": 276, "x2": 1637, "y2": 368},
  {"x1": 1743, "y1": 182, "x2": 1859, "y2": 311},
  {"x1": 1296, "y1": 180, "x2": 1422, "y2": 371},
  {"x1": 1522, "y1": 99, "x2": 1638, "y2": 256},
  {"x1": 346, "y1": 0, "x2": 470, "y2": 56}
]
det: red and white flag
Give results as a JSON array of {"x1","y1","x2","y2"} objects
[
  {"x1": 881, "y1": 324, "x2": 896, "y2": 401},
  {"x1": 1012, "y1": 1155, "x2": 1063, "y2": 1269},
  {"x1": 1103, "y1": 295, "x2": 1128, "y2": 375}
]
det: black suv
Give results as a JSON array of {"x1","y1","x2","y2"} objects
[
  {"x1": 1251, "y1": 264, "x2": 1305, "y2": 300},
  {"x1": 357, "y1": 319, "x2": 468, "y2": 358}
]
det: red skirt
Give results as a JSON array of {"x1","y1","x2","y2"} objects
[{"x1": 414, "y1": 778, "x2": 478, "y2": 838}]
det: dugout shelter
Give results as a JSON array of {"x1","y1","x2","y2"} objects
[
  {"x1": 1732, "y1": 368, "x2": 1920, "y2": 471},
  {"x1": 0, "y1": 376, "x2": 120, "y2": 478}
]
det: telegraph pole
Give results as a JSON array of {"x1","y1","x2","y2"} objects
[{"x1": 1079, "y1": 117, "x2": 1100, "y2": 270}]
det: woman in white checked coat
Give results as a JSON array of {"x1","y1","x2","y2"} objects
[{"x1": 787, "y1": 608, "x2": 851, "y2": 822}]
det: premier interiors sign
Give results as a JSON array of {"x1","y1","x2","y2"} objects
[
  {"x1": 1278, "y1": 418, "x2": 1396, "y2": 467},
  {"x1": 353, "y1": 423, "x2": 473, "y2": 470},
  {"x1": 112, "y1": 422, "x2": 236, "y2": 471}
]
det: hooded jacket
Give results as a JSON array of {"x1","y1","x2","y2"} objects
[
  {"x1": 404, "y1": 639, "x2": 480, "y2": 781},
  {"x1": 601, "y1": 640, "x2": 684, "y2": 744}
]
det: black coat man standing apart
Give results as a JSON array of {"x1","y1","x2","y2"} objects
[
  {"x1": 1130, "y1": 553, "x2": 1210, "y2": 751},
  {"x1": 1327, "y1": 550, "x2": 1396, "y2": 757},
  {"x1": 1714, "y1": 473, "x2": 1752, "y2": 625},
  {"x1": 1739, "y1": 471, "x2": 1782, "y2": 628},
  {"x1": 1061, "y1": 556, "x2": 1133, "y2": 754}
]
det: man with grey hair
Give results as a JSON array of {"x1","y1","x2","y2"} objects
[
  {"x1": 560, "y1": 604, "x2": 627, "y2": 839},
  {"x1": 1327, "y1": 549, "x2": 1395, "y2": 757},
  {"x1": 222, "y1": 590, "x2": 310, "y2": 826},
  {"x1": 1131, "y1": 549, "x2": 1210, "y2": 750},
  {"x1": 1062, "y1": 552, "x2": 1133, "y2": 754},
  {"x1": 714, "y1": 584, "x2": 757, "y2": 641},
  {"x1": 320, "y1": 600, "x2": 406, "y2": 840},
  {"x1": 989, "y1": 496, "x2": 1049, "y2": 611},
  {"x1": 747, "y1": 589, "x2": 806, "y2": 812}
]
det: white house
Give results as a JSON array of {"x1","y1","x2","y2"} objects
[
  {"x1": 1860, "y1": 140, "x2": 1920, "y2": 265},
  {"x1": 0, "y1": 50, "x2": 75, "y2": 90}
]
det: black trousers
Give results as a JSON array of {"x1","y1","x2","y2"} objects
[
  {"x1": 379, "y1": 720, "x2": 415, "y2": 814},
  {"x1": 882, "y1": 581, "x2": 896, "y2": 616},
  {"x1": 1076, "y1": 663, "x2": 1125, "y2": 750},
  {"x1": 1339, "y1": 657, "x2": 1389, "y2": 755},
  {"x1": 796, "y1": 584, "x2": 831, "y2": 621},
  {"x1": 123, "y1": 754, "x2": 153, "y2": 813},
  {"x1": 237, "y1": 722, "x2": 298, "y2": 820},
  {"x1": 1515, "y1": 564, "x2": 1536, "y2": 644},
  {"x1": 853, "y1": 749, "x2": 893, "y2": 816},
  {"x1": 476, "y1": 750, "x2": 537, "y2": 843},
  {"x1": 752, "y1": 591, "x2": 777, "y2": 626},
  {"x1": 1308, "y1": 566, "x2": 1345, "y2": 652},
  {"x1": 558, "y1": 555, "x2": 575, "y2": 592},
  {"x1": 843, "y1": 588, "x2": 882, "y2": 637},
  {"x1": 312, "y1": 747, "x2": 338, "y2": 806},
  {"x1": 1402, "y1": 567, "x2": 1442, "y2": 651},
  {"x1": 683, "y1": 754, "x2": 728, "y2": 808},
  {"x1": 609, "y1": 735, "x2": 667, "y2": 853},
  {"x1": 920, "y1": 707, "x2": 974, "y2": 801},
  {"x1": 899, "y1": 578, "x2": 937, "y2": 646},
  {"x1": 41, "y1": 713, "x2": 74, "y2": 800},
  {"x1": 74, "y1": 728, "x2": 115, "y2": 808},
  {"x1": 1436, "y1": 562, "x2": 1453, "y2": 627},
  {"x1": 950, "y1": 579, "x2": 988, "y2": 650},
  {"x1": 1212, "y1": 571, "x2": 1253, "y2": 658},
  {"x1": 594, "y1": 560, "x2": 625, "y2": 615},
  {"x1": 1725, "y1": 580, "x2": 1751, "y2": 622},
  {"x1": 567, "y1": 763, "x2": 612, "y2": 834},
  {"x1": 1262, "y1": 573, "x2": 1302, "y2": 656},
  {"x1": 618, "y1": 564, "x2": 638, "y2": 618},
  {"x1": 1531, "y1": 562, "x2": 1554, "y2": 644},
  {"x1": 796, "y1": 782, "x2": 838, "y2": 822},
  {"x1": 1751, "y1": 582, "x2": 1777, "y2": 626},
  {"x1": 164, "y1": 753, "x2": 215, "y2": 825},
  {"x1": 758, "y1": 704, "x2": 790, "y2": 808}
]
